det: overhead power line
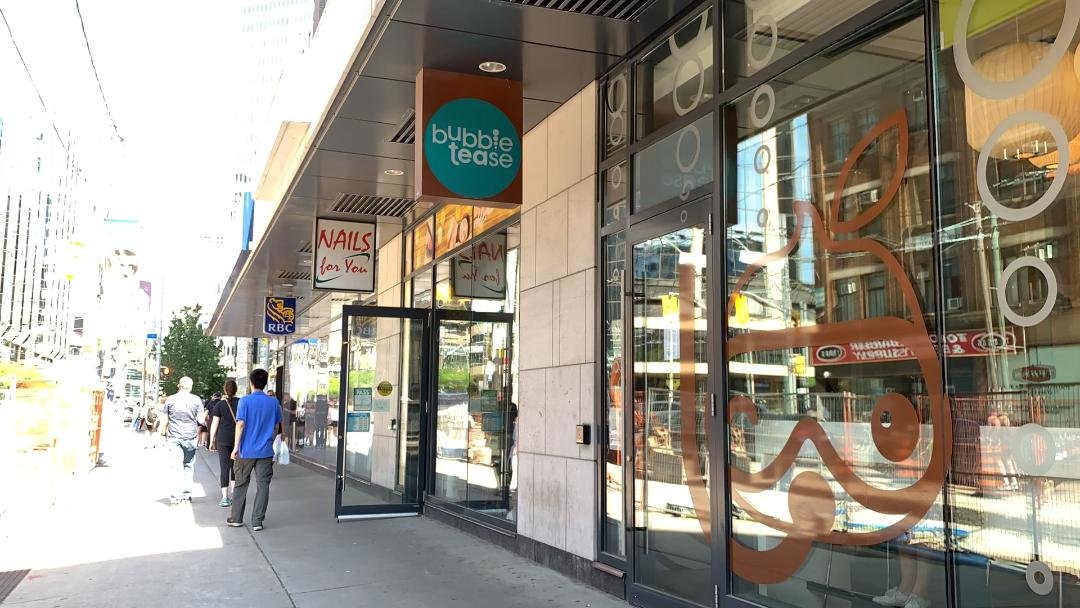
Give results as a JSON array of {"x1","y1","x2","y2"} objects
[
  {"x1": 0, "y1": 5, "x2": 66, "y2": 148},
  {"x1": 74, "y1": 0, "x2": 122, "y2": 142}
]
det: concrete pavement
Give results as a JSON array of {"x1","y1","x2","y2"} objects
[{"x1": 1, "y1": 426, "x2": 623, "y2": 607}]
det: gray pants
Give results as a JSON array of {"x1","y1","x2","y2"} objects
[{"x1": 231, "y1": 457, "x2": 274, "y2": 525}]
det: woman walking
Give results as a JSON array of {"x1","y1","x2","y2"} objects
[{"x1": 209, "y1": 380, "x2": 240, "y2": 507}]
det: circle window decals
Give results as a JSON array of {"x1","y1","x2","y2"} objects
[
  {"x1": 1026, "y1": 560, "x2": 1054, "y2": 596},
  {"x1": 754, "y1": 144, "x2": 772, "y2": 174},
  {"x1": 1010, "y1": 423, "x2": 1057, "y2": 476},
  {"x1": 953, "y1": 0, "x2": 1080, "y2": 100},
  {"x1": 996, "y1": 256, "x2": 1058, "y2": 327},
  {"x1": 747, "y1": 14, "x2": 778, "y2": 71},
  {"x1": 750, "y1": 84, "x2": 776, "y2": 128},
  {"x1": 977, "y1": 111, "x2": 1069, "y2": 223}
]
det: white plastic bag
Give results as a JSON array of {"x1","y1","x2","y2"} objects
[{"x1": 276, "y1": 438, "x2": 290, "y2": 465}]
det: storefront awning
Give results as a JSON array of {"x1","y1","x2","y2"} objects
[{"x1": 209, "y1": 0, "x2": 696, "y2": 338}]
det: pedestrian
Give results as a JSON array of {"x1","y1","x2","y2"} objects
[
  {"x1": 208, "y1": 380, "x2": 240, "y2": 507},
  {"x1": 197, "y1": 393, "x2": 219, "y2": 448},
  {"x1": 228, "y1": 368, "x2": 281, "y2": 531},
  {"x1": 159, "y1": 376, "x2": 203, "y2": 504}
]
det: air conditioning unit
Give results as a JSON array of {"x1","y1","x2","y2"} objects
[{"x1": 946, "y1": 297, "x2": 963, "y2": 311}]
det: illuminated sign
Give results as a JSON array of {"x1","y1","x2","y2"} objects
[{"x1": 313, "y1": 217, "x2": 376, "y2": 292}]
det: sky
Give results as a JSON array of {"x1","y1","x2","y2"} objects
[{"x1": 1, "y1": 0, "x2": 248, "y2": 319}]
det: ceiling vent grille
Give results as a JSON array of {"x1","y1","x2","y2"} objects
[
  {"x1": 331, "y1": 193, "x2": 413, "y2": 217},
  {"x1": 297, "y1": 240, "x2": 313, "y2": 254},
  {"x1": 278, "y1": 270, "x2": 312, "y2": 282},
  {"x1": 387, "y1": 109, "x2": 416, "y2": 144},
  {"x1": 497, "y1": 0, "x2": 655, "y2": 20}
]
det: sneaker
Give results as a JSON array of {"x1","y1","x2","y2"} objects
[
  {"x1": 903, "y1": 595, "x2": 930, "y2": 608},
  {"x1": 226, "y1": 519, "x2": 244, "y2": 528},
  {"x1": 252, "y1": 524, "x2": 264, "y2": 532},
  {"x1": 873, "y1": 588, "x2": 910, "y2": 607},
  {"x1": 218, "y1": 498, "x2": 231, "y2": 507}
]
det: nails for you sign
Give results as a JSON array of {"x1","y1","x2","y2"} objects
[{"x1": 313, "y1": 218, "x2": 376, "y2": 292}]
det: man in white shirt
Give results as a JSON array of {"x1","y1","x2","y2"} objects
[{"x1": 159, "y1": 376, "x2": 204, "y2": 504}]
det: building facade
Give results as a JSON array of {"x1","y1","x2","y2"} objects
[
  {"x1": 0, "y1": 112, "x2": 82, "y2": 364},
  {"x1": 211, "y1": 1, "x2": 1080, "y2": 607}
]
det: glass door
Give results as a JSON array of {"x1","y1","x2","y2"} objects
[
  {"x1": 429, "y1": 309, "x2": 517, "y2": 527},
  {"x1": 627, "y1": 202, "x2": 717, "y2": 607},
  {"x1": 336, "y1": 305, "x2": 429, "y2": 519}
]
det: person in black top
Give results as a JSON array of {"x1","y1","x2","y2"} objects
[{"x1": 209, "y1": 379, "x2": 240, "y2": 507}]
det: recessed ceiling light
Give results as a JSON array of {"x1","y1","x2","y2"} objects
[
  {"x1": 384, "y1": 169, "x2": 404, "y2": 176},
  {"x1": 479, "y1": 61, "x2": 506, "y2": 74}
]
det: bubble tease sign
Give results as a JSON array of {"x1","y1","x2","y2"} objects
[
  {"x1": 415, "y1": 69, "x2": 523, "y2": 209},
  {"x1": 313, "y1": 218, "x2": 376, "y2": 293}
]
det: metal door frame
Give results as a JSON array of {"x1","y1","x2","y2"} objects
[{"x1": 335, "y1": 305, "x2": 431, "y2": 519}]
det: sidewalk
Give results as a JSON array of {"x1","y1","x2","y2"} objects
[{"x1": 1, "y1": 426, "x2": 623, "y2": 607}]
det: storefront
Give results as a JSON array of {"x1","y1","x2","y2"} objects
[{"x1": 210, "y1": 1, "x2": 1080, "y2": 607}]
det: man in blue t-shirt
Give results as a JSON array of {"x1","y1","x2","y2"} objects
[{"x1": 228, "y1": 368, "x2": 282, "y2": 531}]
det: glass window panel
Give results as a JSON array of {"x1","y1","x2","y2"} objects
[
  {"x1": 635, "y1": 8, "x2": 714, "y2": 139},
  {"x1": 633, "y1": 113, "x2": 713, "y2": 213},
  {"x1": 433, "y1": 317, "x2": 517, "y2": 521},
  {"x1": 435, "y1": 233, "x2": 517, "y2": 314},
  {"x1": 412, "y1": 268, "x2": 433, "y2": 308},
  {"x1": 935, "y1": 1, "x2": 1080, "y2": 604},
  {"x1": 632, "y1": 225, "x2": 710, "y2": 605},
  {"x1": 603, "y1": 161, "x2": 628, "y2": 226},
  {"x1": 723, "y1": 0, "x2": 880, "y2": 80},
  {"x1": 291, "y1": 331, "x2": 339, "y2": 471},
  {"x1": 725, "y1": 18, "x2": 949, "y2": 608},
  {"x1": 604, "y1": 70, "x2": 630, "y2": 158},
  {"x1": 602, "y1": 232, "x2": 626, "y2": 557}
]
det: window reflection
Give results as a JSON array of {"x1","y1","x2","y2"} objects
[
  {"x1": 431, "y1": 230, "x2": 520, "y2": 523},
  {"x1": 635, "y1": 7, "x2": 713, "y2": 139},
  {"x1": 726, "y1": 17, "x2": 948, "y2": 608},
  {"x1": 602, "y1": 233, "x2": 626, "y2": 557},
  {"x1": 433, "y1": 319, "x2": 516, "y2": 520},
  {"x1": 287, "y1": 333, "x2": 340, "y2": 471},
  {"x1": 938, "y1": 1, "x2": 1080, "y2": 604},
  {"x1": 723, "y1": 0, "x2": 880, "y2": 80},
  {"x1": 632, "y1": 225, "x2": 710, "y2": 606}
]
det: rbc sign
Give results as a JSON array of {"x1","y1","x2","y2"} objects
[{"x1": 264, "y1": 297, "x2": 296, "y2": 335}]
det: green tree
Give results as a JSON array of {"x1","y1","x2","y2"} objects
[{"x1": 160, "y1": 305, "x2": 227, "y2": 399}]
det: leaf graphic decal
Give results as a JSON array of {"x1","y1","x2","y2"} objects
[{"x1": 828, "y1": 109, "x2": 909, "y2": 233}]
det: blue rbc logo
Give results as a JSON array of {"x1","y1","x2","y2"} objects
[
  {"x1": 424, "y1": 98, "x2": 520, "y2": 199},
  {"x1": 264, "y1": 297, "x2": 296, "y2": 335}
]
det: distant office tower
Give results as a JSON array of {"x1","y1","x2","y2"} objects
[
  {"x1": 0, "y1": 113, "x2": 83, "y2": 363},
  {"x1": 230, "y1": 0, "x2": 316, "y2": 253}
]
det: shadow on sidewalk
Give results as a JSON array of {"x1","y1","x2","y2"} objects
[{"x1": 3, "y1": 428, "x2": 623, "y2": 608}]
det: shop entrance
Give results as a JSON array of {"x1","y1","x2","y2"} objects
[
  {"x1": 625, "y1": 201, "x2": 718, "y2": 607},
  {"x1": 335, "y1": 305, "x2": 516, "y2": 523},
  {"x1": 336, "y1": 305, "x2": 430, "y2": 519}
]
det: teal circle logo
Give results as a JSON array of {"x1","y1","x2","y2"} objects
[{"x1": 424, "y1": 98, "x2": 520, "y2": 199}]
